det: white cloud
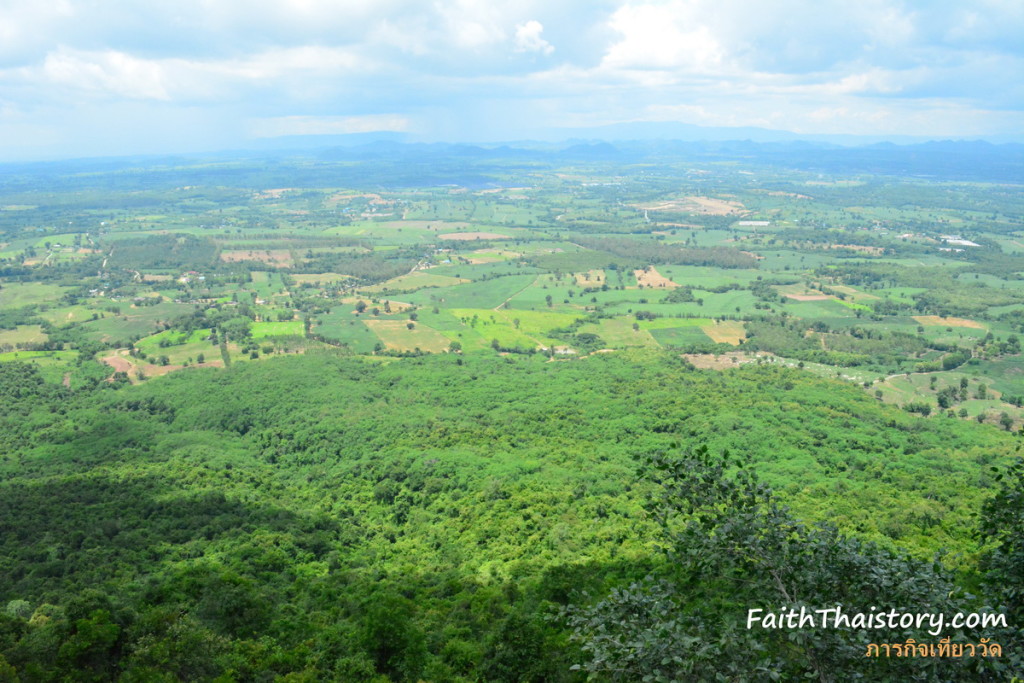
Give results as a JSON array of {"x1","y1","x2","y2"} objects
[
  {"x1": 42, "y1": 49, "x2": 170, "y2": 100},
  {"x1": 602, "y1": 2, "x2": 725, "y2": 72},
  {"x1": 515, "y1": 20, "x2": 554, "y2": 55},
  {"x1": 1, "y1": 0, "x2": 1022, "y2": 157}
]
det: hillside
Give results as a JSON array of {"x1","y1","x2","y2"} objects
[{"x1": 0, "y1": 351, "x2": 1016, "y2": 680}]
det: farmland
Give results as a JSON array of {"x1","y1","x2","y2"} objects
[{"x1": 0, "y1": 147, "x2": 1020, "y2": 424}]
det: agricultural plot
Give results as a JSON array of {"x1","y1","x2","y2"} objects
[
  {"x1": 462, "y1": 249, "x2": 521, "y2": 264},
  {"x1": 0, "y1": 283, "x2": 71, "y2": 308},
  {"x1": 650, "y1": 325, "x2": 713, "y2": 347},
  {"x1": 251, "y1": 321, "x2": 305, "y2": 339},
  {"x1": 220, "y1": 249, "x2": 293, "y2": 266},
  {"x1": 703, "y1": 321, "x2": 747, "y2": 344},
  {"x1": 361, "y1": 271, "x2": 470, "y2": 294},
  {"x1": 312, "y1": 310, "x2": 381, "y2": 353},
  {"x1": 447, "y1": 309, "x2": 551, "y2": 349},
  {"x1": 783, "y1": 299, "x2": 857, "y2": 319},
  {"x1": 79, "y1": 302, "x2": 195, "y2": 344},
  {"x1": 438, "y1": 231, "x2": 512, "y2": 241},
  {"x1": 912, "y1": 315, "x2": 987, "y2": 330},
  {"x1": 431, "y1": 273, "x2": 538, "y2": 309},
  {"x1": 633, "y1": 267, "x2": 679, "y2": 289},
  {"x1": 576, "y1": 318, "x2": 659, "y2": 348},
  {"x1": 290, "y1": 273, "x2": 352, "y2": 285},
  {"x1": 135, "y1": 329, "x2": 217, "y2": 365},
  {"x1": 0, "y1": 325, "x2": 47, "y2": 348},
  {"x1": 364, "y1": 319, "x2": 453, "y2": 352},
  {"x1": 574, "y1": 269, "x2": 606, "y2": 287}
]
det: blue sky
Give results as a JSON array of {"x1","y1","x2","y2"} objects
[{"x1": 0, "y1": 0, "x2": 1021, "y2": 159}]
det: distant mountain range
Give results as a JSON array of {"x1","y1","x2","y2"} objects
[
  {"x1": 245, "y1": 120, "x2": 1024, "y2": 150},
  {"x1": 2, "y1": 129, "x2": 1021, "y2": 188}
]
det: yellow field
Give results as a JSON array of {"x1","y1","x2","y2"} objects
[
  {"x1": 702, "y1": 321, "x2": 746, "y2": 345},
  {"x1": 634, "y1": 267, "x2": 678, "y2": 289},
  {"x1": 291, "y1": 273, "x2": 352, "y2": 285},
  {"x1": 220, "y1": 250, "x2": 293, "y2": 267},
  {"x1": 438, "y1": 231, "x2": 511, "y2": 241},
  {"x1": 364, "y1": 320, "x2": 452, "y2": 352},
  {"x1": 913, "y1": 315, "x2": 987, "y2": 329},
  {"x1": 574, "y1": 269, "x2": 606, "y2": 287}
]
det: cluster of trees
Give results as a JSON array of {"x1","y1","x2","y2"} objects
[
  {"x1": 299, "y1": 250, "x2": 418, "y2": 284},
  {"x1": 0, "y1": 352, "x2": 1018, "y2": 679},
  {"x1": 743, "y1": 319, "x2": 938, "y2": 369},
  {"x1": 565, "y1": 445, "x2": 1022, "y2": 680},
  {"x1": 105, "y1": 235, "x2": 218, "y2": 271},
  {"x1": 573, "y1": 236, "x2": 758, "y2": 269}
]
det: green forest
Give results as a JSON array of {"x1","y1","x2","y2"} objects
[{"x1": 0, "y1": 351, "x2": 1021, "y2": 680}]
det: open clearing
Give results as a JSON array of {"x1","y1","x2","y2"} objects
[
  {"x1": 634, "y1": 267, "x2": 678, "y2": 289},
  {"x1": 830, "y1": 244, "x2": 884, "y2": 255},
  {"x1": 913, "y1": 315, "x2": 987, "y2": 329},
  {"x1": 291, "y1": 273, "x2": 351, "y2": 285},
  {"x1": 636, "y1": 196, "x2": 747, "y2": 216},
  {"x1": 101, "y1": 348, "x2": 224, "y2": 383},
  {"x1": 438, "y1": 232, "x2": 511, "y2": 241},
  {"x1": 703, "y1": 321, "x2": 746, "y2": 345},
  {"x1": 364, "y1": 319, "x2": 452, "y2": 352},
  {"x1": 683, "y1": 351, "x2": 773, "y2": 369},
  {"x1": 831, "y1": 285, "x2": 880, "y2": 301},
  {"x1": 362, "y1": 271, "x2": 470, "y2": 293},
  {"x1": 574, "y1": 270, "x2": 606, "y2": 287},
  {"x1": 220, "y1": 250, "x2": 293, "y2": 266},
  {"x1": 0, "y1": 325, "x2": 47, "y2": 347},
  {"x1": 387, "y1": 220, "x2": 471, "y2": 231}
]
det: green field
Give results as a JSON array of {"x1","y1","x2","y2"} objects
[{"x1": 251, "y1": 321, "x2": 305, "y2": 339}]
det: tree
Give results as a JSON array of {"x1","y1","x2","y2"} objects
[
  {"x1": 565, "y1": 444, "x2": 1004, "y2": 682},
  {"x1": 979, "y1": 458, "x2": 1024, "y2": 630}
]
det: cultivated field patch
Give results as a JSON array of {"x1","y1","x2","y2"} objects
[
  {"x1": 0, "y1": 325, "x2": 47, "y2": 347},
  {"x1": 220, "y1": 250, "x2": 293, "y2": 266},
  {"x1": 683, "y1": 351, "x2": 773, "y2": 369},
  {"x1": 634, "y1": 267, "x2": 679, "y2": 289},
  {"x1": 364, "y1": 319, "x2": 452, "y2": 352},
  {"x1": 438, "y1": 231, "x2": 511, "y2": 241},
  {"x1": 703, "y1": 321, "x2": 746, "y2": 345},
  {"x1": 252, "y1": 321, "x2": 305, "y2": 339},
  {"x1": 636, "y1": 196, "x2": 747, "y2": 216},
  {"x1": 913, "y1": 315, "x2": 987, "y2": 329},
  {"x1": 290, "y1": 273, "x2": 351, "y2": 285},
  {"x1": 830, "y1": 285, "x2": 880, "y2": 301},
  {"x1": 362, "y1": 271, "x2": 470, "y2": 293},
  {"x1": 574, "y1": 269, "x2": 606, "y2": 287}
]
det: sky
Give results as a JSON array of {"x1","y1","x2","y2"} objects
[{"x1": 0, "y1": 0, "x2": 1021, "y2": 160}]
